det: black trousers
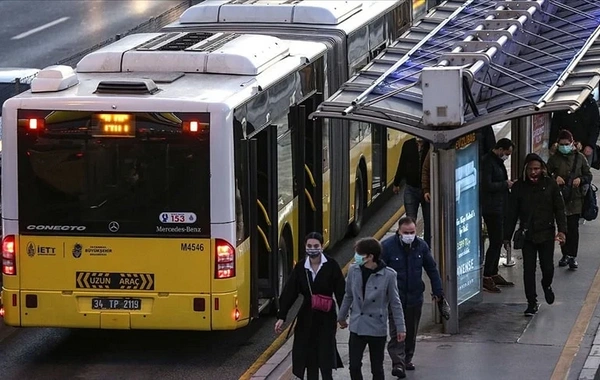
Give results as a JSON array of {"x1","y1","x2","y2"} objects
[
  {"x1": 388, "y1": 303, "x2": 423, "y2": 368},
  {"x1": 560, "y1": 214, "x2": 580, "y2": 258},
  {"x1": 483, "y1": 213, "x2": 504, "y2": 277},
  {"x1": 522, "y1": 240, "x2": 555, "y2": 304},
  {"x1": 348, "y1": 332, "x2": 386, "y2": 380}
]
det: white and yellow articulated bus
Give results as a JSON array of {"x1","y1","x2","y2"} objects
[{"x1": 1, "y1": 0, "x2": 412, "y2": 331}]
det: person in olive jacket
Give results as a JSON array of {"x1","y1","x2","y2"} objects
[
  {"x1": 338, "y1": 237, "x2": 406, "y2": 380},
  {"x1": 504, "y1": 153, "x2": 567, "y2": 316},
  {"x1": 480, "y1": 138, "x2": 516, "y2": 293},
  {"x1": 547, "y1": 129, "x2": 592, "y2": 270},
  {"x1": 381, "y1": 216, "x2": 444, "y2": 377}
]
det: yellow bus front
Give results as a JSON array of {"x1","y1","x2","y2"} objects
[{"x1": 1, "y1": 110, "x2": 247, "y2": 330}]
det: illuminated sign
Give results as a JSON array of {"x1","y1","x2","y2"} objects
[
  {"x1": 455, "y1": 140, "x2": 481, "y2": 305},
  {"x1": 93, "y1": 113, "x2": 136, "y2": 137}
]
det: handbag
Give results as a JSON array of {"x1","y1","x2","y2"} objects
[
  {"x1": 559, "y1": 153, "x2": 579, "y2": 202},
  {"x1": 306, "y1": 270, "x2": 334, "y2": 312}
]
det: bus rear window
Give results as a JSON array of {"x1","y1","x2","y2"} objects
[{"x1": 16, "y1": 110, "x2": 210, "y2": 237}]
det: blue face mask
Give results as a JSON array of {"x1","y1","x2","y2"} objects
[
  {"x1": 354, "y1": 252, "x2": 366, "y2": 266},
  {"x1": 558, "y1": 144, "x2": 573, "y2": 154}
]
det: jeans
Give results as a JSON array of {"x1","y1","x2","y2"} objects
[
  {"x1": 349, "y1": 332, "x2": 386, "y2": 380},
  {"x1": 522, "y1": 240, "x2": 555, "y2": 304},
  {"x1": 561, "y1": 214, "x2": 580, "y2": 257},
  {"x1": 483, "y1": 213, "x2": 503, "y2": 277},
  {"x1": 388, "y1": 303, "x2": 423, "y2": 369},
  {"x1": 404, "y1": 184, "x2": 431, "y2": 246}
]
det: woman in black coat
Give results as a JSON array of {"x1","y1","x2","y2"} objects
[{"x1": 274, "y1": 232, "x2": 346, "y2": 380}]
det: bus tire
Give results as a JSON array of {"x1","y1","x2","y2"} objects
[
  {"x1": 270, "y1": 236, "x2": 290, "y2": 315},
  {"x1": 349, "y1": 168, "x2": 365, "y2": 236}
]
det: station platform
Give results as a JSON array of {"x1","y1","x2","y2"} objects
[{"x1": 253, "y1": 124, "x2": 600, "y2": 380}]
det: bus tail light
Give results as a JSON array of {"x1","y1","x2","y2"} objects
[
  {"x1": 28, "y1": 118, "x2": 44, "y2": 130},
  {"x1": 215, "y1": 239, "x2": 235, "y2": 279},
  {"x1": 2, "y1": 235, "x2": 16, "y2": 276}
]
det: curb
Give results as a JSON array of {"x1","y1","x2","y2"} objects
[{"x1": 578, "y1": 323, "x2": 600, "y2": 380}]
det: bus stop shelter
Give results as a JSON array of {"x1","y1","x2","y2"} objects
[{"x1": 309, "y1": 0, "x2": 600, "y2": 333}]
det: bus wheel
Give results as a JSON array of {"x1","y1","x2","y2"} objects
[
  {"x1": 271, "y1": 237, "x2": 289, "y2": 315},
  {"x1": 349, "y1": 169, "x2": 365, "y2": 236}
]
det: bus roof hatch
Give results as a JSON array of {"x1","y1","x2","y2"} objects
[
  {"x1": 77, "y1": 32, "x2": 290, "y2": 76},
  {"x1": 179, "y1": 0, "x2": 364, "y2": 25}
]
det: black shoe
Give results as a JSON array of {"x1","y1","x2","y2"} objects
[
  {"x1": 568, "y1": 256, "x2": 578, "y2": 270},
  {"x1": 524, "y1": 303, "x2": 539, "y2": 316},
  {"x1": 406, "y1": 362, "x2": 415, "y2": 371},
  {"x1": 543, "y1": 286, "x2": 555, "y2": 305},
  {"x1": 558, "y1": 255, "x2": 569, "y2": 267},
  {"x1": 392, "y1": 366, "x2": 406, "y2": 378}
]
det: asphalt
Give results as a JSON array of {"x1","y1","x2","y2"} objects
[
  {"x1": 0, "y1": 0, "x2": 185, "y2": 68},
  {"x1": 255, "y1": 123, "x2": 600, "y2": 380}
]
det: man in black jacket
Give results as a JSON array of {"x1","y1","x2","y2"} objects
[
  {"x1": 481, "y1": 138, "x2": 515, "y2": 293},
  {"x1": 504, "y1": 153, "x2": 567, "y2": 316},
  {"x1": 550, "y1": 94, "x2": 600, "y2": 164},
  {"x1": 393, "y1": 137, "x2": 431, "y2": 246}
]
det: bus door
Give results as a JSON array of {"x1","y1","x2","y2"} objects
[
  {"x1": 241, "y1": 137, "x2": 260, "y2": 318},
  {"x1": 290, "y1": 96, "x2": 323, "y2": 255},
  {"x1": 252, "y1": 125, "x2": 280, "y2": 305},
  {"x1": 371, "y1": 124, "x2": 387, "y2": 199}
]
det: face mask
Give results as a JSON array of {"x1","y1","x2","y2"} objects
[
  {"x1": 558, "y1": 144, "x2": 573, "y2": 154},
  {"x1": 501, "y1": 155, "x2": 509, "y2": 161},
  {"x1": 306, "y1": 248, "x2": 322, "y2": 257},
  {"x1": 354, "y1": 252, "x2": 366, "y2": 266},
  {"x1": 401, "y1": 233, "x2": 416, "y2": 244}
]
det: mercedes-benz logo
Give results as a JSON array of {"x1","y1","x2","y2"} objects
[{"x1": 108, "y1": 221, "x2": 120, "y2": 233}]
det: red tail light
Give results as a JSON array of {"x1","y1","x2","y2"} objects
[
  {"x1": 28, "y1": 118, "x2": 44, "y2": 130},
  {"x1": 215, "y1": 239, "x2": 235, "y2": 279},
  {"x1": 2, "y1": 235, "x2": 16, "y2": 276}
]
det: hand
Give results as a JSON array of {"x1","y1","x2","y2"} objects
[
  {"x1": 507, "y1": 180, "x2": 514, "y2": 189},
  {"x1": 274, "y1": 319, "x2": 285, "y2": 334},
  {"x1": 556, "y1": 176, "x2": 565, "y2": 186},
  {"x1": 584, "y1": 146, "x2": 594, "y2": 156},
  {"x1": 556, "y1": 232, "x2": 566, "y2": 245},
  {"x1": 393, "y1": 185, "x2": 400, "y2": 194},
  {"x1": 424, "y1": 193, "x2": 431, "y2": 202},
  {"x1": 397, "y1": 332, "x2": 406, "y2": 342},
  {"x1": 338, "y1": 320, "x2": 348, "y2": 329},
  {"x1": 503, "y1": 240, "x2": 511, "y2": 251},
  {"x1": 550, "y1": 143, "x2": 558, "y2": 154},
  {"x1": 573, "y1": 178, "x2": 581, "y2": 188}
]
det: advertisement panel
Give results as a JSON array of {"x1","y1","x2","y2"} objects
[
  {"x1": 454, "y1": 134, "x2": 481, "y2": 305},
  {"x1": 531, "y1": 113, "x2": 551, "y2": 162}
]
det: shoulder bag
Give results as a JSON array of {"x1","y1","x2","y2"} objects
[{"x1": 306, "y1": 269, "x2": 334, "y2": 312}]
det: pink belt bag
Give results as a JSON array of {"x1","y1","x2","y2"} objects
[
  {"x1": 311, "y1": 294, "x2": 333, "y2": 312},
  {"x1": 306, "y1": 270, "x2": 334, "y2": 312}
]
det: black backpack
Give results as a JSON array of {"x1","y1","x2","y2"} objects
[{"x1": 582, "y1": 184, "x2": 598, "y2": 221}]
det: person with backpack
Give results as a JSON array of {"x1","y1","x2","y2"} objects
[{"x1": 547, "y1": 130, "x2": 593, "y2": 270}]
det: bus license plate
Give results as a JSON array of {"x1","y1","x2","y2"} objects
[{"x1": 92, "y1": 298, "x2": 141, "y2": 310}]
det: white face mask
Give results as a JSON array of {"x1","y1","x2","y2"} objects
[
  {"x1": 501, "y1": 155, "x2": 509, "y2": 161},
  {"x1": 400, "y1": 233, "x2": 416, "y2": 244}
]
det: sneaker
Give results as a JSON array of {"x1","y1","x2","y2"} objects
[
  {"x1": 483, "y1": 277, "x2": 501, "y2": 293},
  {"x1": 492, "y1": 274, "x2": 515, "y2": 286},
  {"x1": 543, "y1": 286, "x2": 555, "y2": 305},
  {"x1": 406, "y1": 362, "x2": 416, "y2": 371},
  {"x1": 558, "y1": 255, "x2": 569, "y2": 267},
  {"x1": 568, "y1": 256, "x2": 578, "y2": 270},
  {"x1": 391, "y1": 366, "x2": 406, "y2": 378},
  {"x1": 524, "y1": 302, "x2": 539, "y2": 316}
]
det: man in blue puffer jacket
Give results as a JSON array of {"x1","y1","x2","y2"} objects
[{"x1": 381, "y1": 216, "x2": 444, "y2": 378}]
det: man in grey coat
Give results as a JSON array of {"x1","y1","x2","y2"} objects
[{"x1": 338, "y1": 237, "x2": 406, "y2": 380}]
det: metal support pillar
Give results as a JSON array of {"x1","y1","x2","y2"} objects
[
  {"x1": 511, "y1": 117, "x2": 532, "y2": 181},
  {"x1": 430, "y1": 150, "x2": 441, "y2": 324},
  {"x1": 432, "y1": 149, "x2": 459, "y2": 334}
]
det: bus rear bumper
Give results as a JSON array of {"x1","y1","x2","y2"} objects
[{"x1": 1, "y1": 288, "x2": 249, "y2": 330}]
